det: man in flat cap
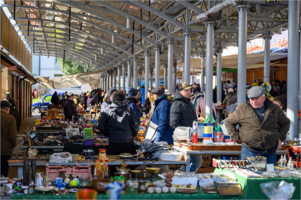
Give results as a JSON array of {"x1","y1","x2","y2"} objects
[
  {"x1": 1, "y1": 100, "x2": 17, "y2": 177},
  {"x1": 225, "y1": 86, "x2": 290, "y2": 165},
  {"x1": 150, "y1": 87, "x2": 174, "y2": 144}
]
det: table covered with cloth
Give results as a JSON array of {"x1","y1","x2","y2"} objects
[
  {"x1": 214, "y1": 168, "x2": 301, "y2": 200},
  {"x1": 10, "y1": 187, "x2": 240, "y2": 199}
]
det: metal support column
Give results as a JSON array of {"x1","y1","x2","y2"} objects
[
  {"x1": 205, "y1": 21, "x2": 215, "y2": 119},
  {"x1": 168, "y1": 40, "x2": 174, "y2": 94},
  {"x1": 150, "y1": 66, "x2": 153, "y2": 90},
  {"x1": 155, "y1": 47, "x2": 160, "y2": 87},
  {"x1": 263, "y1": 33, "x2": 272, "y2": 83},
  {"x1": 133, "y1": 58, "x2": 138, "y2": 88},
  {"x1": 184, "y1": 33, "x2": 191, "y2": 83},
  {"x1": 287, "y1": 0, "x2": 299, "y2": 139},
  {"x1": 127, "y1": 61, "x2": 131, "y2": 90},
  {"x1": 173, "y1": 63, "x2": 177, "y2": 93},
  {"x1": 237, "y1": 5, "x2": 250, "y2": 105},
  {"x1": 122, "y1": 63, "x2": 126, "y2": 91},
  {"x1": 117, "y1": 66, "x2": 121, "y2": 90},
  {"x1": 139, "y1": 70, "x2": 142, "y2": 88},
  {"x1": 164, "y1": 64, "x2": 167, "y2": 88},
  {"x1": 182, "y1": 61, "x2": 185, "y2": 82},
  {"x1": 201, "y1": 53, "x2": 205, "y2": 92},
  {"x1": 113, "y1": 69, "x2": 116, "y2": 88},
  {"x1": 144, "y1": 53, "x2": 150, "y2": 100},
  {"x1": 216, "y1": 47, "x2": 223, "y2": 123}
]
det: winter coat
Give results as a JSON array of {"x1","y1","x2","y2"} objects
[
  {"x1": 51, "y1": 92, "x2": 60, "y2": 106},
  {"x1": 170, "y1": 91, "x2": 197, "y2": 129},
  {"x1": 101, "y1": 98, "x2": 112, "y2": 113},
  {"x1": 98, "y1": 102, "x2": 139, "y2": 143},
  {"x1": 141, "y1": 97, "x2": 151, "y2": 114},
  {"x1": 81, "y1": 95, "x2": 87, "y2": 106},
  {"x1": 225, "y1": 99, "x2": 290, "y2": 151},
  {"x1": 140, "y1": 88, "x2": 145, "y2": 105},
  {"x1": 151, "y1": 95, "x2": 174, "y2": 144},
  {"x1": 125, "y1": 96, "x2": 142, "y2": 118},
  {"x1": 1, "y1": 111, "x2": 17, "y2": 155},
  {"x1": 86, "y1": 96, "x2": 97, "y2": 107},
  {"x1": 223, "y1": 92, "x2": 237, "y2": 108},
  {"x1": 193, "y1": 87, "x2": 201, "y2": 94},
  {"x1": 64, "y1": 99, "x2": 78, "y2": 121}
]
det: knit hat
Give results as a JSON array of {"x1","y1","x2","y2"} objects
[
  {"x1": 128, "y1": 87, "x2": 137, "y2": 96},
  {"x1": 113, "y1": 92, "x2": 125, "y2": 102},
  {"x1": 108, "y1": 87, "x2": 118, "y2": 97},
  {"x1": 1, "y1": 100, "x2": 10, "y2": 108},
  {"x1": 151, "y1": 87, "x2": 165, "y2": 95}
]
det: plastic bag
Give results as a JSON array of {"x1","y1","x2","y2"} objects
[
  {"x1": 49, "y1": 152, "x2": 72, "y2": 163},
  {"x1": 260, "y1": 181, "x2": 295, "y2": 200}
]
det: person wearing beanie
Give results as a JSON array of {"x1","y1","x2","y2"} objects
[
  {"x1": 124, "y1": 87, "x2": 142, "y2": 118},
  {"x1": 101, "y1": 87, "x2": 118, "y2": 112},
  {"x1": 98, "y1": 92, "x2": 139, "y2": 155},
  {"x1": 225, "y1": 86, "x2": 290, "y2": 165},
  {"x1": 150, "y1": 87, "x2": 174, "y2": 145},
  {"x1": 1, "y1": 100, "x2": 17, "y2": 177}
]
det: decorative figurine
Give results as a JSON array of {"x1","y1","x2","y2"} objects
[
  {"x1": 165, "y1": 170, "x2": 174, "y2": 187},
  {"x1": 35, "y1": 119, "x2": 41, "y2": 126},
  {"x1": 95, "y1": 149, "x2": 108, "y2": 179},
  {"x1": 45, "y1": 174, "x2": 50, "y2": 187},
  {"x1": 64, "y1": 175, "x2": 70, "y2": 186},
  {"x1": 36, "y1": 173, "x2": 43, "y2": 187}
]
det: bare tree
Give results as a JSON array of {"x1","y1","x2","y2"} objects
[{"x1": 35, "y1": 84, "x2": 51, "y2": 97}]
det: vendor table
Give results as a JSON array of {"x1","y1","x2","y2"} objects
[
  {"x1": 10, "y1": 187, "x2": 240, "y2": 200},
  {"x1": 174, "y1": 142, "x2": 287, "y2": 172},
  {"x1": 214, "y1": 168, "x2": 301, "y2": 200},
  {"x1": 9, "y1": 159, "x2": 188, "y2": 179}
]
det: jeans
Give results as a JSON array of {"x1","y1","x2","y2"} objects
[
  {"x1": 1, "y1": 155, "x2": 11, "y2": 177},
  {"x1": 241, "y1": 144, "x2": 277, "y2": 165},
  {"x1": 190, "y1": 155, "x2": 203, "y2": 172}
]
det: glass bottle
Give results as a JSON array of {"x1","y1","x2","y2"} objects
[
  {"x1": 283, "y1": 155, "x2": 287, "y2": 167},
  {"x1": 279, "y1": 155, "x2": 284, "y2": 167},
  {"x1": 287, "y1": 157, "x2": 294, "y2": 170}
]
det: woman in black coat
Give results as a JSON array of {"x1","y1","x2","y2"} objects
[{"x1": 51, "y1": 91, "x2": 60, "y2": 107}]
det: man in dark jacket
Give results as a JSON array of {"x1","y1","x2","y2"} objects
[
  {"x1": 170, "y1": 82, "x2": 197, "y2": 129},
  {"x1": 1, "y1": 100, "x2": 17, "y2": 177},
  {"x1": 64, "y1": 92, "x2": 78, "y2": 121},
  {"x1": 51, "y1": 91, "x2": 60, "y2": 107},
  {"x1": 81, "y1": 93, "x2": 87, "y2": 110},
  {"x1": 101, "y1": 87, "x2": 118, "y2": 112},
  {"x1": 98, "y1": 92, "x2": 139, "y2": 155},
  {"x1": 225, "y1": 86, "x2": 290, "y2": 165},
  {"x1": 170, "y1": 82, "x2": 199, "y2": 172},
  {"x1": 151, "y1": 87, "x2": 174, "y2": 144},
  {"x1": 125, "y1": 87, "x2": 142, "y2": 118}
]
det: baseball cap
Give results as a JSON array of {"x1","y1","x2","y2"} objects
[{"x1": 178, "y1": 82, "x2": 192, "y2": 91}]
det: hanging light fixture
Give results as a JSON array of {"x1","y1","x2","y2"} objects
[
  {"x1": 126, "y1": 17, "x2": 131, "y2": 29},
  {"x1": 112, "y1": 35, "x2": 115, "y2": 43}
]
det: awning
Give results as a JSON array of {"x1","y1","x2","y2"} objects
[
  {"x1": 37, "y1": 69, "x2": 107, "y2": 89},
  {"x1": 7, "y1": 64, "x2": 37, "y2": 83}
]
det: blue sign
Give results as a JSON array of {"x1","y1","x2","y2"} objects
[
  {"x1": 266, "y1": 0, "x2": 282, "y2": 4},
  {"x1": 229, "y1": 16, "x2": 238, "y2": 20},
  {"x1": 274, "y1": 17, "x2": 287, "y2": 22}
]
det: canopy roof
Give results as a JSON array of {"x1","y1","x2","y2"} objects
[{"x1": 2, "y1": 0, "x2": 289, "y2": 74}]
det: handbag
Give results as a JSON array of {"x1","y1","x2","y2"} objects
[{"x1": 143, "y1": 120, "x2": 159, "y2": 142}]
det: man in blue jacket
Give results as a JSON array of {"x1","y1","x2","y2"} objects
[
  {"x1": 151, "y1": 87, "x2": 174, "y2": 145},
  {"x1": 125, "y1": 87, "x2": 142, "y2": 118}
]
